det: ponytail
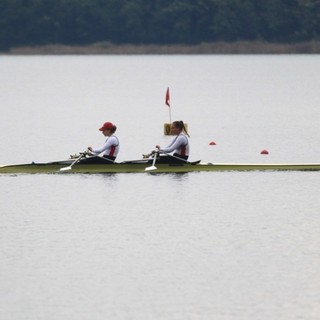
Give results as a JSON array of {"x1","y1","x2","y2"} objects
[{"x1": 180, "y1": 120, "x2": 190, "y2": 138}]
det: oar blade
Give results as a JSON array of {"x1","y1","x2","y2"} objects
[
  {"x1": 145, "y1": 165, "x2": 157, "y2": 171},
  {"x1": 60, "y1": 166, "x2": 72, "y2": 171}
]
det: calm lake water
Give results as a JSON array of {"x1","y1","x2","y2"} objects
[{"x1": 1, "y1": 55, "x2": 320, "y2": 320}]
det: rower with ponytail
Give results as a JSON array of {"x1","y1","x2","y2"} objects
[{"x1": 155, "y1": 120, "x2": 190, "y2": 163}]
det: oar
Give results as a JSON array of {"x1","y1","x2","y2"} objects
[
  {"x1": 145, "y1": 151, "x2": 158, "y2": 171},
  {"x1": 86, "y1": 152, "x2": 115, "y2": 163},
  {"x1": 162, "y1": 152, "x2": 200, "y2": 165},
  {"x1": 60, "y1": 153, "x2": 85, "y2": 171},
  {"x1": 97, "y1": 155, "x2": 115, "y2": 163}
]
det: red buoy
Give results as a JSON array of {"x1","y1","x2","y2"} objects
[
  {"x1": 260, "y1": 149, "x2": 269, "y2": 155},
  {"x1": 209, "y1": 141, "x2": 216, "y2": 145}
]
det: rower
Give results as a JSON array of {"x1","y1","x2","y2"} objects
[
  {"x1": 85, "y1": 121, "x2": 120, "y2": 164},
  {"x1": 155, "y1": 120, "x2": 190, "y2": 163}
]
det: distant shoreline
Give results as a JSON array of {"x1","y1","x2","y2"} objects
[{"x1": 2, "y1": 41, "x2": 320, "y2": 55}]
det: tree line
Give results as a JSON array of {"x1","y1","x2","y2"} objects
[{"x1": 0, "y1": 0, "x2": 319, "y2": 51}]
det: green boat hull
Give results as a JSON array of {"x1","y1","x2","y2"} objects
[{"x1": 1, "y1": 160, "x2": 320, "y2": 174}]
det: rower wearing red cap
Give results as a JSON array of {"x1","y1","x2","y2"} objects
[{"x1": 87, "y1": 121, "x2": 119, "y2": 162}]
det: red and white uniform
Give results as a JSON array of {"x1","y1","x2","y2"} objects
[
  {"x1": 91, "y1": 135, "x2": 119, "y2": 158},
  {"x1": 159, "y1": 134, "x2": 189, "y2": 157}
]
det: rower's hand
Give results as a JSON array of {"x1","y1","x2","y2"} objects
[{"x1": 86, "y1": 148, "x2": 94, "y2": 156}]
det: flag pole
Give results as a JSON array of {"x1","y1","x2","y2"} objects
[
  {"x1": 164, "y1": 87, "x2": 172, "y2": 135},
  {"x1": 164, "y1": 87, "x2": 188, "y2": 135},
  {"x1": 165, "y1": 87, "x2": 171, "y2": 123}
]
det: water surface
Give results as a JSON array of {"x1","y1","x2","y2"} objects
[{"x1": 1, "y1": 55, "x2": 320, "y2": 320}]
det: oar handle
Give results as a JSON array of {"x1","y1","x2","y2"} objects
[
  {"x1": 142, "y1": 150, "x2": 158, "y2": 159},
  {"x1": 70, "y1": 150, "x2": 90, "y2": 159}
]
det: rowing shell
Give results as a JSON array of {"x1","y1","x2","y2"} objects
[{"x1": 1, "y1": 159, "x2": 320, "y2": 174}]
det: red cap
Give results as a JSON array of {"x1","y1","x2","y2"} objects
[{"x1": 99, "y1": 122, "x2": 114, "y2": 131}]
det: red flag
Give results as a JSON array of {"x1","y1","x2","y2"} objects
[{"x1": 165, "y1": 87, "x2": 170, "y2": 107}]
